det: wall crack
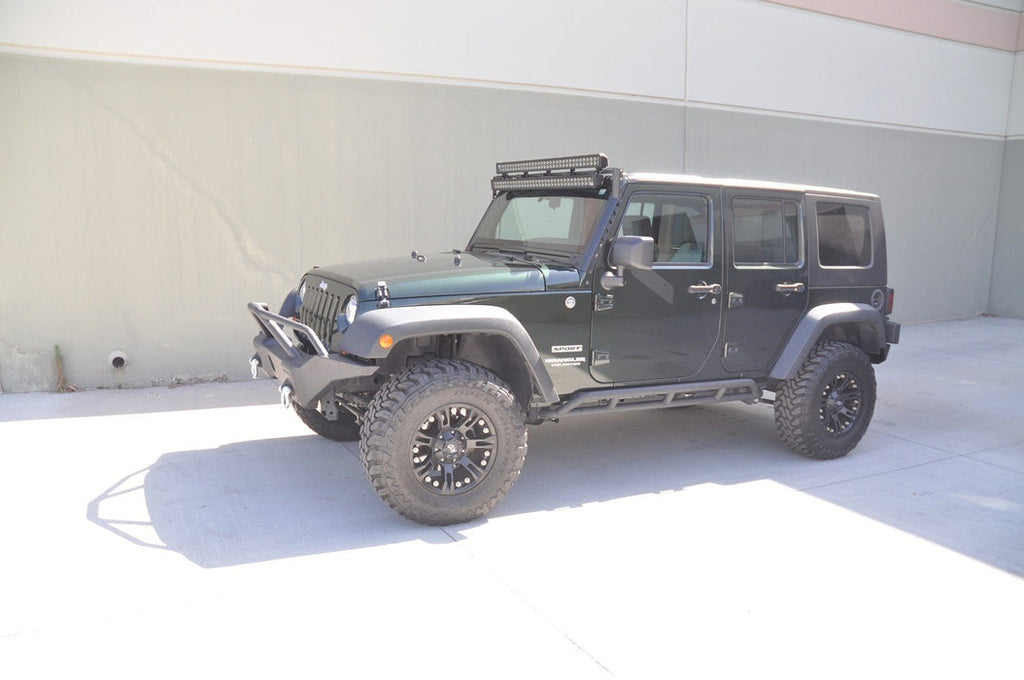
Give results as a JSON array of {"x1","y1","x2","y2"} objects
[{"x1": 47, "y1": 61, "x2": 296, "y2": 281}]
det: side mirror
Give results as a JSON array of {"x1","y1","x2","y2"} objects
[
  {"x1": 610, "y1": 235, "x2": 654, "y2": 271},
  {"x1": 601, "y1": 235, "x2": 655, "y2": 290}
]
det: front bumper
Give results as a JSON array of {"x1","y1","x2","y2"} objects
[{"x1": 248, "y1": 301, "x2": 377, "y2": 409}]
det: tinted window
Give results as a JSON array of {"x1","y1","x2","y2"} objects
[
  {"x1": 620, "y1": 194, "x2": 710, "y2": 264},
  {"x1": 732, "y1": 197, "x2": 801, "y2": 266},
  {"x1": 817, "y1": 202, "x2": 872, "y2": 267}
]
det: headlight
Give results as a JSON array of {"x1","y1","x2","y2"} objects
[{"x1": 343, "y1": 295, "x2": 358, "y2": 324}]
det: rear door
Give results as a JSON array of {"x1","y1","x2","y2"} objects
[{"x1": 721, "y1": 190, "x2": 808, "y2": 373}]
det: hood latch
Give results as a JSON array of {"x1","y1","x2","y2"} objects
[{"x1": 375, "y1": 281, "x2": 391, "y2": 308}]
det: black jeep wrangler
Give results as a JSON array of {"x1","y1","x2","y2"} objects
[{"x1": 249, "y1": 153, "x2": 900, "y2": 525}]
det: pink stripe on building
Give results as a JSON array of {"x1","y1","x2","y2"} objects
[{"x1": 766, "y1": 0, "x2": 1021, "y2": 52}]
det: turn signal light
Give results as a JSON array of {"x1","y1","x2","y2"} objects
[{"x1": 378, "y1": 334, "x2": 394, "y2": 349}]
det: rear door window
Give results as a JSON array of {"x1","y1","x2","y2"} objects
[{"x1": 731, "y1": 197, "x2": 802, "y2": 267}]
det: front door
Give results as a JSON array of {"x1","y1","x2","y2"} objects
[
  {"x1": 721, "y1": 190, "x2": 809, "y2": 373},
  {"x1": 590, "y1": 189, "x2": 723, "y2": 383}
]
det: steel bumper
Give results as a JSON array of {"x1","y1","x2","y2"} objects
[{"x1": 248, "y1": 302, "x2": 377, "y2": 409}]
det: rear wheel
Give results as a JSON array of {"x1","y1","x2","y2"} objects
[
  {"x1": 360, "y1": 360, "x2": 527, "y2": 525},
  {"x1": 774, "y1": 340, "x2": 876, "y2": 460}
]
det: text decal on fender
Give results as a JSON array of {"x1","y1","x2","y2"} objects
[
  {"x1": 545, "y1": 355, "x2": 586, "y2": 367},
  {"x1": 551, "y1": 344, "x2": 584, "y2": 353}
]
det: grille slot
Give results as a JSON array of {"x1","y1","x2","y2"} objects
[{"x1": 299, "y1": 286, "x2": 342, "y2": 350}]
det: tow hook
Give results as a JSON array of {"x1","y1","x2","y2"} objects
[
  {"x1": 280, "y1": 384, "x2": 294, "y2": 409},
  {"x1": 249, "y1": 356, "x2": 262, "y2": 380}
]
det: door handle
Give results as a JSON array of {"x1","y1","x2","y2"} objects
[
  {"x1": 774, "y1": 282, "x2": 806, "y2": 295},
  {"x1": 688, "y1": 282, "x2": 722, "y2": 297}
]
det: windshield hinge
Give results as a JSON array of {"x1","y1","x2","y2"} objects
[{"x1": 375, "y1": 281, "x2": 391, "y2": 308}]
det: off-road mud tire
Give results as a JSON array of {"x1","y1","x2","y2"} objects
[
  {"x1": 293, "y1": 402, "x2": 361, "y2": 442},
  {"x1": 775, "y1": 340, "x2": 876, "y2": 460},
  {"x1": 360, "y1": 359, "x2": 528, "y2": 525}
]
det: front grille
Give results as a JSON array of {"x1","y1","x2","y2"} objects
[{"x1": 299, "y1": 285, "x2": 343, "y2": 350}]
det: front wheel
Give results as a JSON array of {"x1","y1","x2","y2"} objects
[
  {"x1": 774, "y1": 340, "x2": 877, "y2": 460},
  {"x1": 360, "y1": 360, "x2": 528, "y2": 525}
]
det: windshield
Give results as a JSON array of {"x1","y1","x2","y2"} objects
[{"x1": 468, "y1": 193, "x2": 608, "y2": 257}]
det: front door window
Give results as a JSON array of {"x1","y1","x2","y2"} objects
[{"x1": 590, "y1": 190, "x2": 722, "y2": 383}]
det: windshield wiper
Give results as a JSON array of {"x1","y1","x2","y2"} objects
[
  {"x1": 469, "y1": 245, "x2": 575, "y2": 266},
  {"x1": 474, "y1": 247, "x2": 540, "y2": 264}
]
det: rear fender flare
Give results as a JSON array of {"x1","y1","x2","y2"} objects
[{"x1": 770, "y1": 303, "x2": 886, "y2": 381}]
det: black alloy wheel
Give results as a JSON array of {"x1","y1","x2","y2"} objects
[
  {"x1": 775, "y1": 340, "x2": 877, "y2": 460},
  {"x1": 819, "y1": 370, "x2": 863, "y2": 436},
  {"x1": 412, "y1": 403, "x2": 496, "y2": 495},
  {"x1": 360, "y1": 360, "x2": 528, "y2": 525}
]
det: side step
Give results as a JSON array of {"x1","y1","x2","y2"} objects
[{"x1": 537, "y1": 379, "x2": 761, "y2": 419}]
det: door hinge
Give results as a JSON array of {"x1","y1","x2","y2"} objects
[
  {"x1": 723, "y1": 343, "x2": 739, "y2": 358},
  {"x1": 592, "y1": 350, "x2": 611, "y2": 366},
  {"x1": 595, "y1": 294, "x2": 615, "y2": 312}
]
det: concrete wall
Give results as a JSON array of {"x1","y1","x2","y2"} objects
[
  {"x1": 683, "y1": 108, "x2": 1007, "y2": 322},
  {"x1": 991, "y1": 140, "x2": 1024, "y2": 318},
  {"x1": 0, "y1": 55, "x2": 687, "y2": 391},
  {"x1": 990, "y1": 46, "x2": 1024, "y2": 317},
  {"x1": 0, "y1": 0, "x2": 1021, "y2": 391}
]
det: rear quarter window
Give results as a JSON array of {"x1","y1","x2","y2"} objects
[{"x1": 817, "y1": 202, "x2": 872, "y2": 267}]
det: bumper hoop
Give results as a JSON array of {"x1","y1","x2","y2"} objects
[{"x1": 248, "y1": 300, "x2": 378, "y2": 410}]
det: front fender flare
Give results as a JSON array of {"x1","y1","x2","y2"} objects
[
  {"x1": 769, "y1": 303, "x2": 886, "y2": 381},
  {"x1": 338, "y1": 305, "x2": 559, "y2": 405}
]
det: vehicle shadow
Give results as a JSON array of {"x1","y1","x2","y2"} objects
[
  {"x1": 87, "y1": 434, "x2": 432, "y2": 568},
  {"x1": 87, "y1": 388, "x2": 1022, "y2": 574},
  {"x1": 85, "y1": 402, "x2": 892, "y2": 569}
]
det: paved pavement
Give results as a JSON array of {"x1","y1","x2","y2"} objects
[{"x1": 1, "y1": 316, "x2": 1022, "y2": 679}]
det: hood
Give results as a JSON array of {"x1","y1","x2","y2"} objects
[{"x1": 306, "y1": 251, "x2": 582, "y2": 301}]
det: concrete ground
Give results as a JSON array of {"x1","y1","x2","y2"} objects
[{"x1": 1, "y1": 316, "x2": 1022, "y2": 679}]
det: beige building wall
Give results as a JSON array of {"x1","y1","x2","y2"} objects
[
  {"x1": 1, "y1": 0, "x2": 1022, "y2": 392},
  {"x1": 990, "y1": 49, "x2": 1024, "y2": 318},
  {"x1": 0, "y1": 55, "x2": 688, "y2": 391}
]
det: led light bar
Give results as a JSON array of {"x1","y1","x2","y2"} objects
[
  {"x1": 491, "y1": 171, "x2": 603, "y2": 193},
  {"x1": 496, "y1": 153, "x2": 608, "y2": 175}
]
